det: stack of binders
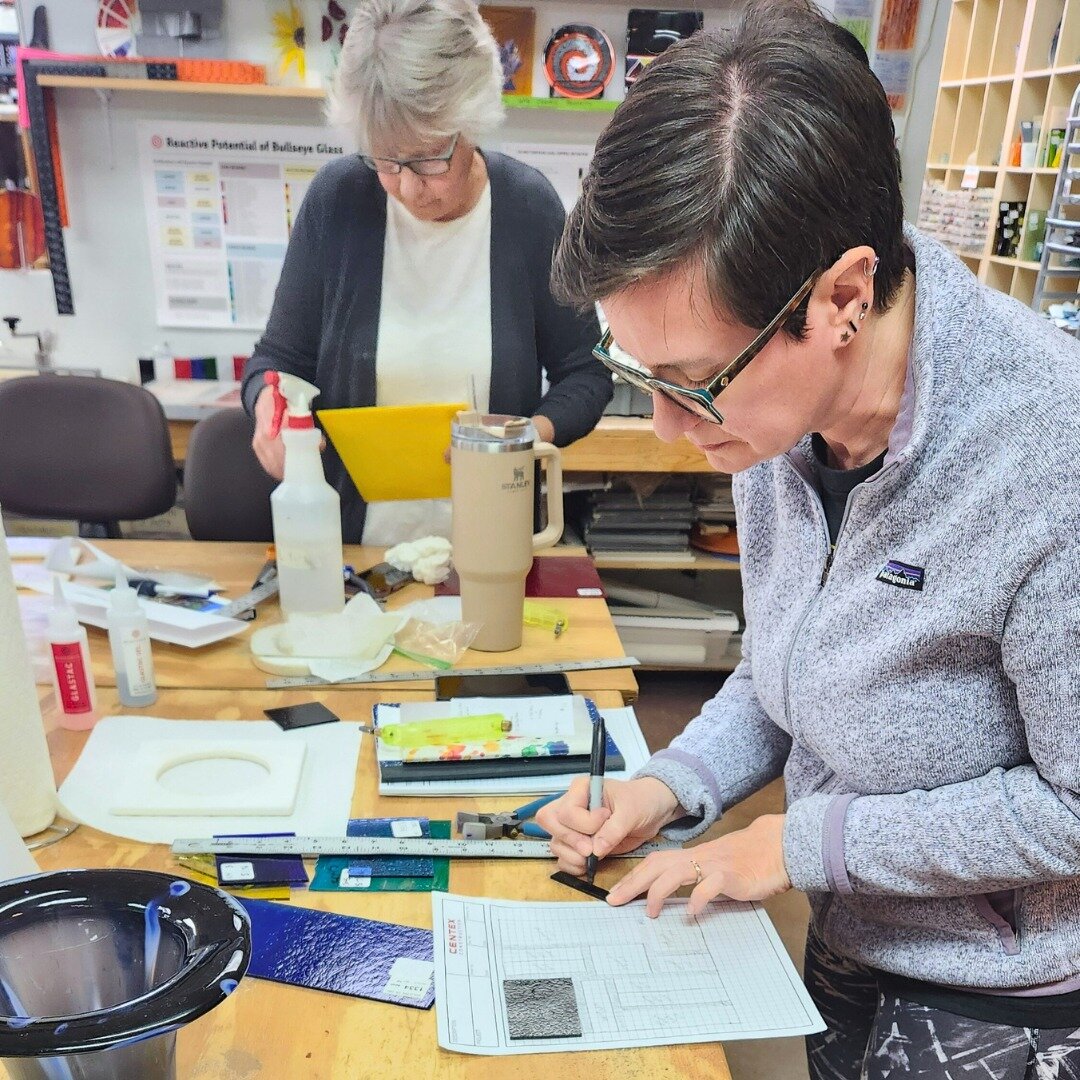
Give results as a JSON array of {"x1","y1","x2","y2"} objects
[{"x1": 581, "y1": 479, "x2": 695, "y2": 560}]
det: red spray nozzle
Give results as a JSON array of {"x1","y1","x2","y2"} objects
[{"x1": 265, "y1": 371, "x2": 287, "y2": 438}]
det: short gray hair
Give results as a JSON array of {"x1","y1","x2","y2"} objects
[{"x1": 328, "y1": 0, "x2": 505, "y2": 151}]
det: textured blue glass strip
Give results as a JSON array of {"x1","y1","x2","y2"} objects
[{"x1": 238, "y1": 899, "x2": 435, "y2": 1008}]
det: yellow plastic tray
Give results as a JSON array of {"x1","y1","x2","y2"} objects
[{"x1": 318, "y1": 402, "x2": 468, "y2": 502}]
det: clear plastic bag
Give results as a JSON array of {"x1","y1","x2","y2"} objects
[{"x1": 392, "y1": 617, "x2": 481, "y2": 669}]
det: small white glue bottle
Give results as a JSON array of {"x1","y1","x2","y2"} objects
[
  {"x1": 264, "y1": 371, "x2": 345, "y2": 617},
  {"x1": 107, "y1": 568, "x2": 157, "y2": 708},
  {"x1": 46, "y1": 578, "x2": 98, "y2": 730}
]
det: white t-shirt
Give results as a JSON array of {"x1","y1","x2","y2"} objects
[{"x1": 361, "y1": 182, "x2": 493, "y2": 546}]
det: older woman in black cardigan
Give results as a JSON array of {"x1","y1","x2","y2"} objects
[{"x1": 242, "y1": 0, "x2": 610, "y2": 544}]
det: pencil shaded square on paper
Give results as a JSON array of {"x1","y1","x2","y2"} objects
[{"x1": 503, "y1": 978, "x2": 582, "y2": 1039}]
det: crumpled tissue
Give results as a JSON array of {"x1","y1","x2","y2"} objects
[
  {"x1": 385, "y1": 537, "x2": 452, "y2": 585},
  {"x1": 251, "y1": 593, "x2": 403, "y2": 660}
]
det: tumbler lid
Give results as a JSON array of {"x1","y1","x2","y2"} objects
[{"x1": 451, "y1": 413, "x2": 535, "y2": 452}]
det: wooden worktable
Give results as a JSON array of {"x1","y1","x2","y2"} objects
[
  {"x1": 78, "y1": 541, "x2": 638, "y2": 703},
  {"x1": 169, "y1": 416, "x2": 713, "y2": 475},
  {"x1": 18, "y1": 688, "x2": 732, "y2": 1079}
]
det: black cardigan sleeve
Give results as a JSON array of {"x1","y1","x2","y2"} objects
[
  {"x1": 241, "y1": 176, "x2": 328, "y2": 416},
  {"x1": 527, "y1": 183, "x2": 612, "y2": 446}
]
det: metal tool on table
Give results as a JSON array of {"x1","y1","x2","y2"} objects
[
  {"x1": 175, "y1": 835, "x2": 567, "y2": 860},
  {"x1": 172, "y1": 832, "x2": 679, "y2": 860},
  {"x1": 223, "y1": 549, "x2": 388, "y2": 618},
  {"x1": 264, "y1": 655, "x2": 639, "y2": 689},
  {"x1": 456, "y1": 793, "x2": 561, "y2": 841},
  {"x1": 214, "y1": 547, "x2": 279, "y2": 621},
  {"x1": 342, "y1": 564, "x2": 379, "y2": 601}
]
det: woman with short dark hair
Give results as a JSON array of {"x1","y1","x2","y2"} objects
[
  {"x1": 243, "y1": 0, "x2": 611, "y2": 544},
  {"x1": 538, "y1": 2, "x2": 1080, "y2": 1076}
]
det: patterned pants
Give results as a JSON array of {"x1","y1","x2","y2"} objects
[{"x1": 805, "y1": 929, "x2": 1080, "y2": 1080}]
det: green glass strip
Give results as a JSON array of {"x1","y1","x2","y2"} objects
[{"x1": 309, "y1": 820, "x2": 452, "y2": 893}]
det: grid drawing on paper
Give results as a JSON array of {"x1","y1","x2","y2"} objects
[
  {"x1": 434, "y1": 894, "x2": 822, "y2": 1054},
  {"x1": 481, "y1": 899, "x2": 815, "y2": 1043}
]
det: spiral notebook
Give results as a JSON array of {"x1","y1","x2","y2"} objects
[{"x1": 374, "y1": 696, "x2": 624, "y2": 783}]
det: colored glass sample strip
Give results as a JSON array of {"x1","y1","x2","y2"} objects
[
  {"x1": 216, "y1": 855, "x2": 309, "y2": 887},
  {"x1": 173, "y1": 857, "x2": 291, "y2": 900},
  {"x1": 310, "y1": 821, "x2": 451, "y2": 893},
  {"x1": 347, "y1": 817, "x2": 434, "y2": 877},
  {"x1": 215, "y1": 832, "x2": 308, "y2": 887},
  {"x1": 238, "y1": 898, "x2": 435, "y2": 1008}
]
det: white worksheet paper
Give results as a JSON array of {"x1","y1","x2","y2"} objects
[
  {"x1": 377, "y1": 706, "x2": 650, "y2": 797},
  {"x1": 432, "y1": 894, "x2": 824, "y2": 1055}
]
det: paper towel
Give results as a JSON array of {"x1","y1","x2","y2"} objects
[
  {"x1": 0, "y1": 795, "x2": 39, "y2": 881},
  {"x1": 0, "y1": 512, "x2": 57, "y2": 836}
]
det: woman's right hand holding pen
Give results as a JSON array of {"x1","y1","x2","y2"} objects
[{"x1": 536, "y1": 776, "x2": 683, "y2": 877}]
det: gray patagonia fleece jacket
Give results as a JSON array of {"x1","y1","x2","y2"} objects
[{"x1": 638, "y1": 222, "x2": 1080, "y2": 993}]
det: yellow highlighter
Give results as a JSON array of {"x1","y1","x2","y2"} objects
[{"x1": 377, "y1": 713, "x2": 512, "y2": 747}]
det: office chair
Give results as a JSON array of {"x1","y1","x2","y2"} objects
[
  {"x1": 0, "y1": 374, "x2": 176, "y2": 538},
  {"x1": 183, "y1": 407, "x2": 276, "y2": 542}
]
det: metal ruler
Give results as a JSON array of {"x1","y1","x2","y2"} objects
[
  {"x1": 216, "y1": 577, "x2": 280, "y2": 620},
  {"x1": 265, "y1": 656, "x2": 639, "y2": 689},
  {"x1": 172, "y1": 833, "x2": 675, "y2": 860}
]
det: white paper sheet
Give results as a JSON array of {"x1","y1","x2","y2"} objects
[
  {"x1": 432, "y1": 894, "x2": 825, "y2": 1055},
  {"x1": 500, "y1": 143, "x2": 595, "y2": 212},
  {"x1": 11, "y1": 564, "x2": 54, "y2": 590},
  {"x1": 23, "y1": 579, "x2": 247, "y2": 648},
  {"x1": 44, "y1": 537, "x2": 218, "y2": 596},
  {"x1": 58, "y1": 716, "x2": 362, "y2": 844},
  {"x1": 4, "y1": 536, "x2": 56, "y2": 559},
  {"x1": 377, "y1": 706, "x2": 650, "y2": 797}
]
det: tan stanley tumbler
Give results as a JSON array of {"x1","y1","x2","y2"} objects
[{"x1": 451, "y1": 413, "x2": 563, "y2": 651}]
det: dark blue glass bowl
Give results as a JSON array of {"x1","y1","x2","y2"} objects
[{"x1": 0, "y1": 869, "x2": 250, "y2": 1058}]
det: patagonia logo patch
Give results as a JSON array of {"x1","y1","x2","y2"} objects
[{"x1": 876, "y1": 560, "x2": 925, "y2": 591}]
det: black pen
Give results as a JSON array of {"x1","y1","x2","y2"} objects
[{"x1": 585, "y1": 715, "x2": 607, "y2": 884}]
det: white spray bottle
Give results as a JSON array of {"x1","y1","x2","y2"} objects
[
  {"x1": 264, "y1": 371, "x2": 345, "y2": 617},
  {"x1": 107, "y1": 568, "x2": 157, "y2": 708}
]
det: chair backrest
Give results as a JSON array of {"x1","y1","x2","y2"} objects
[
  {"x1": 0, "y1": 374, "x2": 176, "y2": 525},
  {"x1": 183, "y1": 407, "x2": 276, "y2": 542}
]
